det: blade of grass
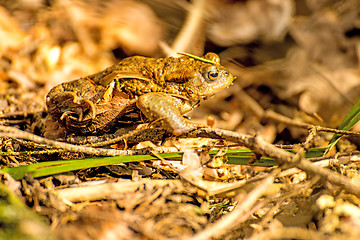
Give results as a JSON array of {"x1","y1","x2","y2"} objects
[
  {"x1": 1, "y1": 154, "x2": 158, "y2": 180},
  {"x1": 325, "y1": 97, "x2": 360, "y2": 155},
  {"x1": 0, "y1": 149, "x2": 261, "y2": 180},
  {"x1": 1, "y1": 147, "x2": 327, "y2": 180}
]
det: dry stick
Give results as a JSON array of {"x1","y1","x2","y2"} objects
[
  {"x1": 291, "y1": 127, "x2": 318, "y2": 163},
  {"x1": 236, "y1": 89, "x2": 359, "y2": 136},
  {"x1": 277, "y1": 157, "x2": 352, "y2": 178},
  {"x1": 86, "y1": 125, "x2": 148, "y2": 148},
  {"x1": 0, "y1": 149, "x2": 65, "y2": 156},
  {"x1": 151, "y1": 149, "x2": 270, "y2": 196},
  {"x1": 187, "y1": 128, "x2": 360, "y2": 197},
  {"x1": 236, "y1": 86, "x2": 360, "y2": 138},
  {"x1": 56, "y1": 179, "x2": 175, "y2": 203},
  {"x1": 264, "y1": 109, "x2": 360, "y2": 136},
  {"x1": 2, "y1": 125, "x2": 360, "y2": 196},
  {"x1": 0, "y1": 126, "x2": 178, "y2": 156},
  {"x1": 234, "y1": 88, "x2": 265, "y2": 118},
  {"x1": 295, "y1": 127, "x2": 322, "y2": 165},
  {"x1": 165, "y1": 0, "x2": 206, "y2": 56},
  {"x1": 187, "y1": 171, "x2": 276, "y2": 240}
]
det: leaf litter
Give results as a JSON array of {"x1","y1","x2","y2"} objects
[{"x1": 1, "y1": 0, "x2": 360, "y2": 239}]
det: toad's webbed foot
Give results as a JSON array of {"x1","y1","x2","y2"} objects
[
  {"x1": 46, "y1": 91, "x2": 97, "y2": 132},
  {"x1": 46, "y1": 78, "x2": 137, "y2": 135}
]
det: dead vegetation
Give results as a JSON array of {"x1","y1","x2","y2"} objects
[{"x1": 1, "y1": 0, "x2": 360, "y2": 239}]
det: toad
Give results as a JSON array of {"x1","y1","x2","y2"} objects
[{"x1": 45, "y1": 53, "x2": 234, "y2": 138}]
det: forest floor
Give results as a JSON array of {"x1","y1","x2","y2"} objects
[{"x1": 1, "y1": 0, "x2": 360, "y2": 239}]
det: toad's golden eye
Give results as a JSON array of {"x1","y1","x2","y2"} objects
[{"x1": 206, "y1": 69, "x2": 219, "y2": 81}]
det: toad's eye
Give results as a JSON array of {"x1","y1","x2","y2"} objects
[{"x1": 205, "y1": 69, "x2": 219, "y2": 81}]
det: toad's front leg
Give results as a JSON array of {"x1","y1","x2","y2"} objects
[{"x1": 136, "y1": 92, "x2": 200, "y2": 135}]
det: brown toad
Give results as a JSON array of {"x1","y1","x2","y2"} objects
[{"x1": 45, "y1": 53, "x2": 234, "y2": 138}]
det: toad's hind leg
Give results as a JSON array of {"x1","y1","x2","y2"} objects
[{"x1": 136, "y1": 93, "x2": 197, "y2": 135}]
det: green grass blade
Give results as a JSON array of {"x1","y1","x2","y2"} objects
[
  {"x1": 1, "y1": 155, "x2": 158, "y2": 180},
  {"x1": 177, "y1": 52, "x2": 217, "y2": 64},
  {"x1": 325, "y1": 97, "x2": 360, "y2": 155},
  {"x1": 0, "y1": 147, "x2": 328, "y2": 180},
  {"x1": 0, "y1": 149, "x2": 261, "y2": 180}
]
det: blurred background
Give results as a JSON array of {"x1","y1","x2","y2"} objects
[{"x1": 0, "y1": 0, "x2": 360, "y2": 145}]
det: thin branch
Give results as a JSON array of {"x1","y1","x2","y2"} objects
[
  {"x1": 86, "y1": 125, "x2": 148, "y2": 147},
  {"x1": 264, "y1": 110, "x2": 360, "y2": 136},
  {"x1": 0, "y1": 126, "x2": 178, "y2": 156},
  {"x1": 166, "y1": 0, "x2": 206, "y2": 56},
  {"x1": 0, "y1": 149, "x2": 65, "y2": 156},
  {"x1": 185, "y1": 128, "x2": 360, "y2": 197},
  {"x1": 186, "y1": 171, "x2": 276, "y2": 240},
  {"x1": 56, "y1": 179, "x2": 174, "y2": 202},
  {"x1": 2, "y1": 125, "x2": 360, "y2": 197}
]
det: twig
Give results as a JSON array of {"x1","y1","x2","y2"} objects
[
  {"x1": 56, "y1": 179, "x2": 175, "y2": 203},
  {"x1": 0, "y1": 149, "x2": 65, "y2": 156},
  {"x1": 186, "y1": 171, "x2": 276, "y2": 240},
  {"x1": 235, "y1": 90, "x2": 358, "y2": 137},
  {"x1": 185, "y1": 128, "x2": 360, "y2": 197},
  {"x1": 165, "y1": 0, "x2": 206, "y2": 56},
  {"x1": 291, "y1": 126, "x2": 318, "y2": 163},
  {"x1": 277, "y1": 153, "x2": 360, "y2": 178},
  {"x1": 2, "y1": 125, "x2": 360, "y2": 197},
  {"x1": 264, "y1": 110, "x2": 360, "y2": 136},
  {"x1": 234, "y1": 88, "x2": 264, "y2": 118},
  {"x1": 65, "y1": 128, "x2": 168, "y2": 145},
  {"x1": 304, "y1": 127, "x2": 318, "y2": 147},
  {"x1": 0, "y1": 126, "x2": 178, "y2": 156},
  {"x1": 86, "y1": 125, "x2": 148, "y2": 147}
]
